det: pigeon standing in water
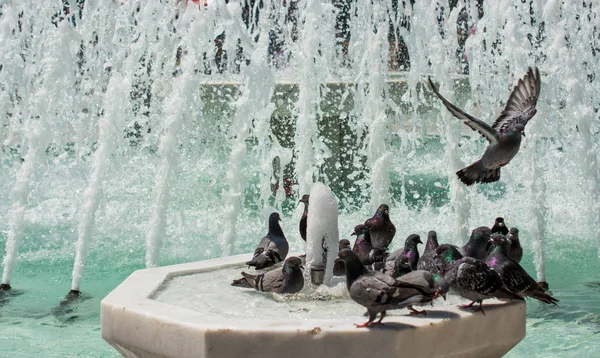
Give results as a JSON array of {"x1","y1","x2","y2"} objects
[
  {"x1": 246, "y1": 212, "x2": 289, "y2": 270},
  {"x1": 397, "y1": 270, "x2": 450, "y2": 315},
  {"x1": 486, "y1": 235, "x2": 558, "y2": 305},
  {"x1": 232, "y1": 257, "x2": 304, "y2": 293},
  {"x1": 337, "y1": 248, "x2": 436, "y2": 327},
  {"x1": 460, "y1": 226, "x2": 492, "y2": 261},
  {"x1": 507, "y1": 227, "x2": 523, "y2": 263},
  {"x1": 428, "y1": 67, "x2": 541, "y2": 185},
  {"x1": 417, "y1": 231, "x2": 441, "y2": 273},
  {"x1": 491, "y1": 217, "x2": 509, "y2": 235},
  {"x1": 333, "y1": 239, "x2": 352, "y2": 276},
  {"x1": 364, "y1": 204, "x2": 396, "y2": 263},
  {"x1": 435, "y1": 244, "x2": 523, "y2": 315},
  {"x1": 351, "y1": 224, "x2": 373, "y2": 266},
  {"x1": 298, "y1": 194, "x2": 309, "y2": 242},
  {"x1": 384, "y1": 234, "x2": 423, "y2": 276}
]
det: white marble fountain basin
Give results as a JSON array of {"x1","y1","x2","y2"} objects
[{"x1": 101, "y1": 253, "x2": 526, "y2": 358}]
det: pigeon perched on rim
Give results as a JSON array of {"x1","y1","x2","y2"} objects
[
  {"x1": 337, "y1": 248, "x2": 436, "y2": 327},
  {"x1": 384, "y1": 234, "x2": 423, "y2": 275},
  {"x1": 246, "y1": 212, "x2": 289, "y2": 270},
  {"x1": 507, "y1": 227, "x2": 523, "y2": 263},
  {"x1": 435, "y1": 244, "x2": 523, "y2": 315},
  {"x1": 486, "y1": 234, "x2": 557, "y2": 305},
  {"x1": 491, "y1": 217, "x2": 509, "y2": 236},
  {"x1": 460, "y1": 226, "x2": 492, "y2": 261},
  {"x1": 428, "y1": 67, "x2": 541, "y2": 185},
  {"x1": 298, "y1": 194, "x2": 309, "y2": 242},
  {"x1": 397, "y1": 270, "x2": 450, "y2": 315},
  {"x1": 333, "y1": 239, "x2": 352, "y2": 276},
  {"x1": 351, "y1": 224, "x2": 374, "y2": 266},
  {"x1": 364, "y1": 204, "x2": 396, "y2": 263},
  {"x1": 232, "y1": 256, "x2": 304, "y2": 293},
  {"x1": 417, "y1": 231, "x2": 441, "y2": 273}
]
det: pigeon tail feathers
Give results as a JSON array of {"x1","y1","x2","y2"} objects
[{"x1": 457, "y1": 160, "x2": 501, "y2": 185}]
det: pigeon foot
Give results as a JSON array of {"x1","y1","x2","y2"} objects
[{"x1": 409, "y1": 308, "x2": 427, "y2": 315}]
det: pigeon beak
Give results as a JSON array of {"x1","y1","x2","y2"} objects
[
  {"x1": 521, "y1": 132, "x2": 526, "y2": 137},
  {"x1": 300, "y1": 264, "x2": 305, "y2": 270},
  {"x1": 417, "y1": 238, "x2": 423, "y2": 244},
  {"x1": 351, "y1": 232, "x2": 356, "y2": 236}
]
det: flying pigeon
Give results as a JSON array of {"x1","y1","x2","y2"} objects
[
  {"x1": 460, "y1": 226, "x2": 492, "y2": 261},
  {"x1": 507, "y1": 227, "x2": 523, "y2": 263},
  {"x1": 337, "y1": 248, "x2": 436, "y2": 327},
  {"x1": 246, "y1": 212, "x2": 289, "y2": 270},
  {"x1": 333, "y1": 239, "x2": 352, "y2": 276},
  {"x1": 428, "y1": 67, "x2": 541, "y2": 185},
  {"x1": 298, "y1": 194, "x2": 309, "y2": 242},
  {"x1": 486, "y1": 234, "x2": 557, "y2": 305},
  {"x1": 435, "y1": 244, "x2": 523, "y2": 315},
  {"x1": 491, "y1": 217, "x2": 509, "y2": 235},
  {"x1": 364, "y1": 204, "x2": 396, "y2": 262},
  {"x1": 397, "y1": 270, "x2": 450, "y2": 315},
  {"x1": 232, "y1": 256, "x2": 304, "y2": 293},
  {"x1": 417, "y1": 230, "x2": 441, "y2": 273},
  {"x1": 351, "y1": 224, "x2": 374, "y2": 266}
]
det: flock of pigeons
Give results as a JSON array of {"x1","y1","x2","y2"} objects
[
  {"x1": 231, "y1": 67, "x2": 549, "y2": 327},
  {"x1": 232, "y1": 198, "x2": 558, "y2": 328}
]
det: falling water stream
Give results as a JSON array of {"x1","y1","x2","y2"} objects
[{"x1": 1, "y1": 0, "x2": 599, "y2": 356}]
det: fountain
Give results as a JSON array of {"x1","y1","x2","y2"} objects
[{"x1": 1, "y1": 0, "x2": 600, "y2": 357}]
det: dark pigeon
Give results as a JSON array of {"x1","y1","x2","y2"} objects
[
  {"x1": 507, "y1": 227, "x2": 523, "y2": 263},
  {"x1": 298, "y1": 194, "x2": 309, "y2": 242},
  {"x1": 364, "y1": 204, "x2": 396, "y2": 263},
  {"x1": 491, "y1": 217, "x2": 509, "y2": 235},
  {"x1": 487, "y1": 234, "x2": 557, "y2": 305},
  {"x1": 460, "y1": 226, "x2": 492, "y2": 261},
  {"x1": 435, "y1": 244, "x2": 523, "y2": 315},
  {"x1": 246, "y1": 212, "x2": 289, "y2": 270},
  {"x1": 383, "y1": 234, "x2": 423, "y2": 276},
  {"x1": 232, "y1": 257, "x2": 304, "y2": 293},
  {"x1": 337, "y1": 248, "x2": 436, "y2": 327},
  {"x1": 397, "y1": 270, "x2": 450, "y2": 315},
  {"x1": 333, "y1": 239, "x2": 352, "y2": 276},
  {"x1": 351, "y1": 224, "x2": 374, "y2": 266},
  {"x1": 417, "y1": 231, "x2": 441, "y2": 273},
  {"x1": 428, "y1": 67, "x2": 541, "y2": 185}
]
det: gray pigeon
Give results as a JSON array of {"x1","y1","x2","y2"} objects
[
  {"x1": 486, "y1": 235, "x2": 557, "y2": 305},
  {"x1": 333, "y1": 239, "x2": 352, "y2": 276},
  {"x1": 460, "y1": 226, "x2": 492, "y2": 261},
  {"x1": 364, "y1": 204, "x2": 396, "y2": 262},
  {"x1": 337, "y1": 248, "x2": 436, "y2": 327},
  {"x1": 507, "y1": 227, "x2": 523, "y2": 263},
  {"x1": 397, "y1": 270, "x2": 450, "y2": 315},
  {"x1": 351, "y1": 224, "x2": 374, "y2": 266},
  {"x1": 232, "y1": 257, "x2": 304, "y2": 293},
  {"x1": 428, "y1": 67, "x2": 541, "y2": 185},
  {"x1": 382, "y1": 234, "x2": 422, "y2": 277},
  {"x1": 435, "y1": 244, "x2": 523, "y2": 315},
  {"x1": 246, "y1": 212, "x2": 289, "y2": 270},
  {"x1": 396, "y1": 234, "x2": 423, "y2": 271},
  {"x1": 491, "y1": 217, "x2": 509, "y2": 236},
  {"x1": 417, "y1": 231, "x2": 441, "y2": 273},
  {"x1": 298, "y1": 194, "x2": 309, "y2": 242}
]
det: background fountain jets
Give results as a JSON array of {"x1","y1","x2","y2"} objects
[{"x1": 305, "y1": 183, "x2": 340, "y2": 286}]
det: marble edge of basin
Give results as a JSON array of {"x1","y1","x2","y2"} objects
[{"x1": 101, "y1": 253, "x2": 526, "y2": 358}]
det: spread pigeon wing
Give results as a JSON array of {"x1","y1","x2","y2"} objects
[
  {"x1": 428, "y1": 78, "x2": 498, "y2": 144},
  {"x1": 492, "y1": 67, "x2": 541, "y2": 133}
]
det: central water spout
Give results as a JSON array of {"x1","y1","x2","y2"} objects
[{"x1": 305, "y1": 183, "x2": 339, "y2": 286}]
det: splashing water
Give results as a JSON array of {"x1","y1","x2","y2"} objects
[{"x1": 0, "y1": 0, "x2": 600, "y2": 356}]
